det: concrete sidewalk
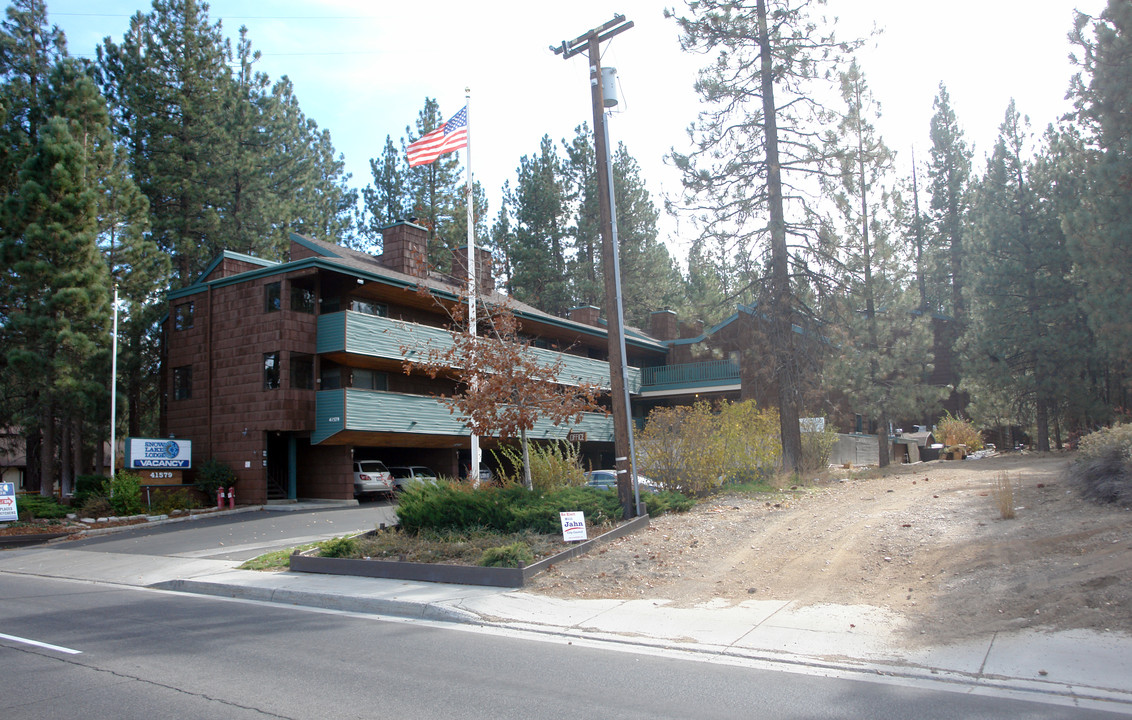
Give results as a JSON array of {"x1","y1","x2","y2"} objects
[{"x1": 2, "y1": 541, "x2": 1130, "y2": 715}]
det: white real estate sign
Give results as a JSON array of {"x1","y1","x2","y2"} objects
[{"x1": 0, "y1": 482, "x2": 17, "y2": 522}]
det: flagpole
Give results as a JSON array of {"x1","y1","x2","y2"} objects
[
  {"x1": 465, "y1": 87, "x2": 480, "y2": 485},
  {"x1": 110, "y1": 283, "x2": 118, "y2": 480}
]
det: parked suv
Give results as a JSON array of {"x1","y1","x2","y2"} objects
[
  {"x1": 353, "y1": 460, "x2": 394, "y2": 498},
  {"x1": 387, "y1": 465, "x2": 439, "y2": 492}
]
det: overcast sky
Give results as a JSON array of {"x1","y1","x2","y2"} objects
[{"x1": 48, "y1": 0, "x2": 1107, "y2": 261}]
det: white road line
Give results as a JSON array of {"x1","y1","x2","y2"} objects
[{"x1": 0, "y1": 632, "x2": 82, "y2": 655}]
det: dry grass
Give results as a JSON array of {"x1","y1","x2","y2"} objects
[{"x1": 994, "y1": 471, "x2": 1019, "y2": 519}]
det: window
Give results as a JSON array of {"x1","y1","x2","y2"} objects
[
  {"x1": 174, "y1": 302, "x2": 194, "y2": 330},
  {"x1": 320, "y1": 295, "x2": 340, "y2": 314},
  {"x1": 351, "y1": 369, "x2": 388, "y2": 391},
  {"x1": 173, "y1": 366, "x2": 192, "y2": 400},
  {"x1": 265, "y1": 282, "x2": 281, "y2": 313},
  {"x1": 349, "y1": 299, "x2": 388, "y2": 317},
  {"x1": 290, "y1": 282, "x2": 315, "y2": 313},
  {"x1": 320, "y1": 366, "x2": 341, "y2": 390},
  {"x1": 291, "y1": 354, "x2": 314, "y2": 390},
  {"x1": 263, "y1": 352, "x2": 280, "y2": 390}
]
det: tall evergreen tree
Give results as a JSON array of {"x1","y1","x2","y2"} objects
[
  {"x1": 99, "y1": 2, "x2": 356, "y2": 283},
  {"x1": 964, "y1": 107, "x2": 1097, "y2": 450},
  {"x1": 361, "y1": 134, "x2": 409, "y2": 249},
  {"x1": 1, "y1": 114, "x2": 110, "y2": 495},
  {"x1": 610, "y1": 142, "x2": 685, "y2": 328},
  {"x1": 667, "y1": 0, "x2": 858, "y2": 471},
  {"x1": 504, "y1": 135, "x2": 571, "y2": 314},
  {"x1": 925, "y1": 83, "x2": 973, "y2": 323},
  {"x1": 98, "y1": 0, "x2": 231, "y2": 285},
  {"x1": 823, "y1": 61, "x2": 938, "y2": 466},
  {"x1": 1065, "y1": 0, "x2": 1132, "y2": 383}
]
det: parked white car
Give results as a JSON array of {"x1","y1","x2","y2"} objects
[
  {"x1": 353, "y1": 460, "x2": 394, "y2": 498},
  {"x1": 387, "y1": 465, "x2": 438, "y2": 492},
  {"x1": 584, "y1": 470, "x2": 660, "y2": 493}
]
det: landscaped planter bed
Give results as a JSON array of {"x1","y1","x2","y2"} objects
[{"x1": 289, "y1": 514, "x2": 650, "y2": 587}]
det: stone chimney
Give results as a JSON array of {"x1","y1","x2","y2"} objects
[
  {"x1": 451, "y1": 245, "x2": 495, "y2": 296},
  {"x1": 378, "y1": 221, "x2": 429, "y2": 278},
  {"x1": 649, "y1": 309, "x2": 678, "y2": 340},
  {"x1": 569, "y1": 306, "x2": 602, "y2": 327}
]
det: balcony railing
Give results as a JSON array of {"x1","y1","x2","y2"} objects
[
  {"x1": 639, "y1": 359, "x2": 741, "y2": 391},
  {"x1": 313, "y1": 388, "x2": 614, "y2": 445},
  {"x1": 317, "y1": 311, "x2": 641, "y2": 392}
]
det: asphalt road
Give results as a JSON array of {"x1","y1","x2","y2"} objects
[
  {"x1": 61, "y1": 501, "x2": 399, "y2": 561},
  {"x1": 2, "y1": 573, "x2": 1125, "y2": 720}
]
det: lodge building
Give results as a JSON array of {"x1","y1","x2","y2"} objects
[{"x1": 160, "y1": 222, "x2": 757, "y2": 504}]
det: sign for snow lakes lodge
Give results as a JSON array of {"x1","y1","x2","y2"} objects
[{"x1": 125, "y1": 439, "x2": 191, "y2": 485}]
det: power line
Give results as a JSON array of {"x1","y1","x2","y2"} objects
[{"x1": 51, "y1": 13, "x2": 375, "y2": 19}]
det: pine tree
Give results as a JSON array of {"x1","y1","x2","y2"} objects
[
  {"x1": 361, "y1": 134, "x2": 409, "y2": 249},
  {"x1": 610, "y1": 142, "x2": 685, "y2": 328},
  {"x1": 964, "y1": 106, "x2": 1098, "y2": 450},
  {"x1": 1065, "y1": 0, "x2": 1132, "y2": 380},
  {"x1": 667, "y1": 0, "x2": 859, "y2": 471},
  {"x1": 925, "y1": 84, "x2": 973, "y2": 324},
  {"x1": 98, "y1": 0, "x2": 231, "y2": 285},
  {"x1": 504, "y1": 135, "x2": 571, "y2": 315},
  {"x1": 823, "y1": 61, "x2": 938, "y2": 466},
  {"x1": 1, "y1": 115, "x2": 110, "y2": 495}
]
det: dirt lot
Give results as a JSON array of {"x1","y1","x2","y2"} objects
[{"x1": 527, "y1": 453, "x2": 1132, "y2": 645}]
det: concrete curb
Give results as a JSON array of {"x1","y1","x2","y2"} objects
[
  {"x1": 150, "y1": 578, "x2": 481, "y2": 624},
  {"x1": 47, "y1": 506, "x2": 265, "y2": 542}
]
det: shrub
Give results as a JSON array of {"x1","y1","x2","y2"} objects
[
  {"x1": 478, "y1": 542, "x2": 534, "y2": 568},
  {"x1": 993, "y1": 472, "x2": 1018, "y2": 519},
  {"x1": 395, "y1": 480, "x2": 647, "y2": 536},
  {"x1": 1076, "y1": 423, "x2": 1132, "y2": 462},
  {"x1": 937, "y1": 412, "x2": 984, "y2": 452},
  {"x1": 719, "y1": 401, "x2": 782, "y2": 482},
  {"x1": 79, "y1": 495, "x2": 114, "y2": 518},
  {"x1": 319, "y1": 535, "x2": 359, "y2": 558},
  {"x1": 800, "y1": 426, "x2": 839, "y2": 473},
  {"x1": 106, "y1": 472, "x2": 144, "y2": 516},
  {"x1": 1066, "y1": 424, "x2": 1132, "y2": 507},
  {"x1": 150, "y1": 488, "x2": 202, "y2": 515},
  {"x1": 494, "y1": 440, "x2": 586, "y2": 491},
  {"x1": 15, "y1": 494, "x2": 69, "y2": 520},
  {"x1": 636, "y1": 402, "x2": 726, "y2": 495},
  {"x1": 73, "y1": 474, "x2": 106, "y2": 506},
  {"x1": 195, "y1": 458, "x2": 235, "y2": 499}
]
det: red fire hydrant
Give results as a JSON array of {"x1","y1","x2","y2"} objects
[
  {"x1": 217, "y1": 487, "x2": 224, "y2": 509},
  {"x1": 228, "y1": 486, "x2": 235, "y2": 509}
]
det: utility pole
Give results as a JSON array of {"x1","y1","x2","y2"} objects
[{"x1": 551, "y1": 15, "x2": 640, "y2": 518}]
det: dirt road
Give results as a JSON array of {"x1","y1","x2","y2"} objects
[{"x1": 527, "y1": 453, "x2": 1132, "y2": 645}]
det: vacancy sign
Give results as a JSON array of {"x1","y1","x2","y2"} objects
[
  {"x1": 0, "y1": 482, "x2": 17, "y2": 523},
  {"x1": 559, "y1": 511, "x2": 587, "y2": 542}
]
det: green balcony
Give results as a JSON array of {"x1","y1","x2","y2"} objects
[
  {"x1": 639, "y1": 359, "x2": 741, "y2": 395},
  {"x1": 314, "y1": 388, "x2": 614, "y2": 445},
  {"x1": 317, "y1": 311, "x2": 641, "y2": 392}
]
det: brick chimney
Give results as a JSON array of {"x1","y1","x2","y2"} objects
[
  {"x1": 378, "y1": 221, "x2": 429, "y2": 278},
  {"x1": 649, "y1": 309, "x2": 678, "y2": 340},
  {"x1": 451, "y1": 245, "x2": 495, "y2": 296},
  {"x1": 569, "y1": 306, "x2": 602, "y2": 327}
]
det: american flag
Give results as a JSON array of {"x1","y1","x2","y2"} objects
[{"x1": 406, "y1": 106, "x2": 468, "y2": 167}]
